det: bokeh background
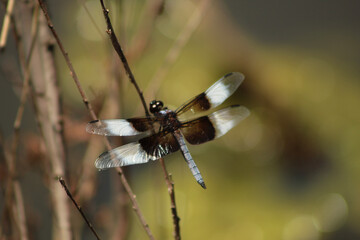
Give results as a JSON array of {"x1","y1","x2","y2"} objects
[{"x1": 1, "y1": 0, "x2": 360, "y2": 239}]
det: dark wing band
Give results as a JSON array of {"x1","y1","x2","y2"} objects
[
  {"x1": 175, "y1": 72, "x2": 244, "y2": 116},
  {"x1": 139, "y1": 131, "x2": 180, "y2": 160},
  {"x1": 94, "y1": 131, "x2": 180, "y2": 169},
  {"x1": 86, "y1": 117, "x2": 156, "y2": 136},
  {"x1": 180, "y1": 116, "x2": 216, "y2": 145},
  {"x1": 181, "y1": 105, "x2": 250, "y2": 145}
]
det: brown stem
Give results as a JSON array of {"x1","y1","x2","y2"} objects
[
  {"x1": 0, "y1": 134, "x2": 29, "y2": 240},
  {"x1": 12, "y1": 2, "x2": 39, "y2": 166},
  {"x1": 0, "y1": 0, "x2": 15, "y2": 50},
  {"x1": 59, "y1": 178, "x2": 101, "y2": 240},
  {"x1": 98, "y1": 0, "x2": 150, "y2": 117},
  {"x1": 159, "y1": 159, "x2": 181, "y2": 240},
  {"x1": 12, "y1": 181, "x2": 28, "y2": 240}
]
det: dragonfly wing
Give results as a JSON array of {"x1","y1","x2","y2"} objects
[
  {"x1": 176, "y1": 72, "x2": 245, "y2": 117},
  {"x1": 95, "y1": 131, "x2": 180, "y2": 169},
  {"x1": 86, "y1": 117, "x2": 156, "y2": 136},
  {"x1": 181, "y1": 105, "x2": 250, "y2": 145}
]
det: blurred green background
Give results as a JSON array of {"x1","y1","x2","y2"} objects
[{"x1": 1, "y1": 0, "x2": 360, "y2": 239}]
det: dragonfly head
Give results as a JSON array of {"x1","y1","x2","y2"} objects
[{"x1": 149, "y1": 100, "x2": 164, "y2": 114}]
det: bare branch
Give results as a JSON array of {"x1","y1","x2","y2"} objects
[
  {"x1": 11, "y1": 2, "x2": 39, "y2": 166},
  {"x1": 59, "y1": 178, "x2": 101, "y2": 240},
  {"x1": 0, "y1": 0, "x2": 15, "y2": 50},
  {"x1": 12, "y1": 182, "x2": 28, "y2": 240},
  {"x1": 159, "y1": 159, "x2": 181, "y2": 240},
  {"x1": 0, "y1": 133, "x2": 29, "y2": 240},
  {"x1": 98, "y1": 0, "x2": 150, "y2": 117}
]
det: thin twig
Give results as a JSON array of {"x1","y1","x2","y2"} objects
[
  {"x1": 0, "y1": 0, "x2": 15, "y2": 50},
  {"x1": 98, "y1": 0, "x2": 150, "y2": 117},
  {"x1": 59, "y1": 177, "x2": 101, "y2": 240},
  {"x1": 12, "y1": 3, "x2": 39, "y2": 166},
  {"x1": 36, "y1": 1, "x2": 155, "y2": 239},
  {"x1": 12, "y1": 181, "x2": 28, "y2": 240},
  {"x1": 0, "y1": 134, "x2": 29, "y2": 240},
  {"x1": 159, "y1": 159, "x2": 181, "y2": 240}
]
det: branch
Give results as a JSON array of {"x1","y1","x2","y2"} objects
[
  {"x1": 99, "y1": 0, "x2": 150, "y2": 117},
  {"x1": 11, "y1": 1, "x2": 39, "y2": 170},
  {"x1": 36, "y1": 1, "x2": 155, "y2": 239},
  {"x1": 159, "y1": 159, "x2": 181, "y2": 240},
  {"x1": 12, "y1": 181, "x2": 28, "y2": 240},
  {"x1": 0, "y1": 0, "x2": 15, "y2": 51},
  {"x1": 0, "y1": 133, "x2": 28, "y2": 240},
  {"x1": 59, "y1": 178, "x2": 101, "y2": 240}
]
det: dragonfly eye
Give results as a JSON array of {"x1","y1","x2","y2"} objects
[{"x1": 149, "y1": 100, "x2": 163, "y2": 113}]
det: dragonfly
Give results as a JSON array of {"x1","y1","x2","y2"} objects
[{"x1": 86, "y1": 72, "x2": 250, "y2": 189}]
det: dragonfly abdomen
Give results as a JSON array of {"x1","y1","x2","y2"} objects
[{"x1": 173, "y1": 130, "x2": 206, "y2": 189}]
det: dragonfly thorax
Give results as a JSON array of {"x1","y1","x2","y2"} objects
[{"x1": 158, "y1": 109, "x2": 181, "y2": 132}]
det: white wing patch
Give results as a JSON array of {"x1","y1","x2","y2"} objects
[
  {"x1": 209, "y1": 105, "x2": 250, "y2": 138},
  {"x1": 95, "y1": 142, "x2": 156, "y2": 169},
  {"x1": 86, "y1": 119, "x2": 143, "y2": 136},
  {"x1": 205, "y1": 72, "x2": 245, "y2": 107}
]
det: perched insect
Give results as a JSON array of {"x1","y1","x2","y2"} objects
[{"x1": 86, "y1": 72, "x2": 250, "y2": 189}]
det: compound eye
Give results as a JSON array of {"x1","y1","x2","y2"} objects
[
  {"x1": 149, "y1": 101, "x2": 158, "y2": 113},
  {"x1": 157, "y1": 101, "x2": 164, "y2": 108},
  {"x1": 149, "y1": 100, "x2": 164, "y2": 113}
]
